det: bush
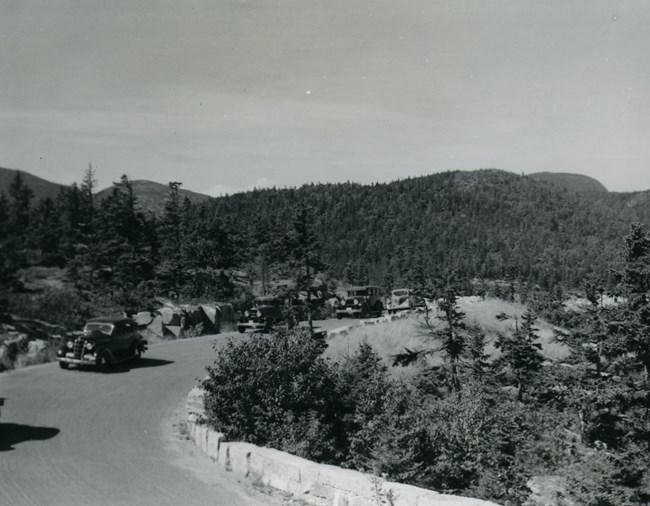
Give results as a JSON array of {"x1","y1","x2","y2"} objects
[
  {"x1": 203, "y1": 328, "x2": 344, "y2": 463},
  {"x1": 337, "y1": 342, "x2": 395, "y2": 470},
  {"x1": 561, "y1": 445, "x2": 650, "y2": 505},
  {"x1": 204, "y1": 327, "x2": 650, "y2": 505}
]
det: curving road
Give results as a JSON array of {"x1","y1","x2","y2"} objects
[
  {"x1": 0, "y1": 333, "x2": 282, "y2": 506},
  {"x1": 0, "y1": 319, "x2": 359, "y2": 506}
]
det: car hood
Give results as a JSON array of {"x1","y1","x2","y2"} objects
[{"x1": 345, "y1": 297, "x2": 369, "y2": 304}]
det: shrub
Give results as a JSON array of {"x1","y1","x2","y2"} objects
[
  {"x1": 337, "y1": 342, "x2": 394, "y2": 470},
  {"x1": 203, "y1": 328, "x2": 344, "y2": 463},
  {"x1": 416, "y1": 383, "x2": 535, "y2": 502}
]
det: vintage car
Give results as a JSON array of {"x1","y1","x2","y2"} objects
[
  {"x1": 336, "y1": 286, "x2": 384, "y2": 319},
  {"x1": 387, "y1": 288, "x2": 420, "y2": 313},
  {"x1": 237, "y1": 295, "x2": 286, "y2": 333},
  {"x1": 57, "y1": 316, "x2": 147, "y2": 370}
]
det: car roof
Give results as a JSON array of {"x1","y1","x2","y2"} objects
[
  {"x1": 86, "y1": 316, "x2": 136, "y2": 325},
  {"x1": 348, "y1": 286, "x2": 381, "y2": 291}
]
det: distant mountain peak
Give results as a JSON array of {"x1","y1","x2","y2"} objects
[
  {"x1": 528, "y1": 172, "x2": 608, "y2": 193},
  {"x1": 0, "y1": 167, "x2": 64, "y2": 201},
  {"x1": 0, "y1": 168, "x2": 213, "y2": 214},
  {"x1": 96, "y1": 179, "x2": 212, "y2": 214}
]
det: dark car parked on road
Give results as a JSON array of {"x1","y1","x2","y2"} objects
[
  {"x1": 336, "y1": 286, "x2": 384, "y2": 319},
  {"x1": 57, "y1": 316, "x2": 147, "y2": 370},
  {"x1": 237, "y1": 295, "x2": 286, "y2": 333}
]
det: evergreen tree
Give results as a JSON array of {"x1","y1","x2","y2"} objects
[
  {"x1": 611, "y1": 222, "x2": 650, "y2": 380},
  {"x1": 97, "y1": 175, "x2": 158, "y2": 302},
  {"x1": 158, "y1": 181, "x2": 185, "y2": 296},
  {"x1": 29, "y1": 197, "x2": 63, "y2": 266},
  {"x1": 338, "y1": 342, "x2": 391, "y2": 470},
  {"x1": 77, "y1": 163, "x2": 100, "y2": 284},
  {"x1": 8, "y1": 171, "x2": 33, "y2": 232},
  {"x1": 62, "y1": 183, "x2": 81, "y2": 245},
  {"x1": 495, "y1": 309, "x2": 544, "y2": 401},
  {"x1": 0, "y1": 191, "x2": 16, "y2": 284},
  {"x1": 4, "y1": 172, "x2": 34, "y2": 271},
  {"x1": 434, "y1": 279, "x2": 468, "y2": 392},
  {"x1": 286, "y1": 204, "x2": 326, "y2": 333},
  {"x1": 393, "y1": 273, "x2": 472, "y2": 393}
]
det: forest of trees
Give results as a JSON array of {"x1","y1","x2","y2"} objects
[{"x1": 1, "y1": 167, "x2": 649, "y2": 326}]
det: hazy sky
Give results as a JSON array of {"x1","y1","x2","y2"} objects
[{"x1": 1, "y1": 0, "x2": 649, "y2": 194}]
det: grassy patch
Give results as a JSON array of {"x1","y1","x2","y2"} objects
[{"x1": 324, "y1": 297, "x2": 570, "y2": 372}]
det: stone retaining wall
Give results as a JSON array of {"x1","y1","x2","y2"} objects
[{"x1": 186, "y1": 386, "x2": 500, "y2": 506}]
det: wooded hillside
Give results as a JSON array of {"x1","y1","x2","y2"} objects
[
  {"x1": 2, "y1": 168, "x2": 650, "y2": 311},
  {"x1": 207, "y1": 169, "x2": 648, "y2": 291}
]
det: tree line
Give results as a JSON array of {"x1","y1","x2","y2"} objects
[{"x1": 1, "y1": 167, "x2": 649, "y2": 320}]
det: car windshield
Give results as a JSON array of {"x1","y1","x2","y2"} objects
[
  {"x1": 393, "y1": 290, "x2": 409, "y2": 297},
  {"x1": 256, "y1": 298, "x2": 282, "y2": 306},
  {"x1": 348, "y1": 289, "x2": 370, "y2": 297},
  {"x1": 84, "y1": 323, "x2": 114, "y2": 335}
]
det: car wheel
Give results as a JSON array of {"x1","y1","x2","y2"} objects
[
  {"x1": 97, "y1": 352, "x2": 111, "y2": 371},
  {"x1": 130, "y1": 343, "x2": 141, "y2": 361},
  {"x1": 59, "y1": 361, "x2": 69, "y2": 370}
]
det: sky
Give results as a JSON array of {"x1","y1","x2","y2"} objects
[{"x1": 1, "y1": 0, "x2": 649, "y2": 195}]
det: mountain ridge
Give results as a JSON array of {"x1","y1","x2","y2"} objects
[
  {"x1": 0, "y1": 167, "x2": 64, "y2": 201},
  {"x1": 528, "y1": 172, "x2": 609, "y2": 193},
  {"x1": 0, "y1": 166, "x2": 630, "y2": 206},
  {"x1": 0, "y1": 167, "x2": 212, "y2": 213},
  {"x1": 96, "y1": 179, "x2": 212, "y2": 214}
]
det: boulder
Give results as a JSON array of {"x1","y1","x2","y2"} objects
[{"x1": 159, "y1": 307, "x2": 181, "y2": 326}]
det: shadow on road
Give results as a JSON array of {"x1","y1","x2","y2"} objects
[
  {"x1": 102, "y1": 357, "x2": 175, "y2": 374},
  {"x1": 0, "y1": 423, "x2": 60, "y2": 451}
]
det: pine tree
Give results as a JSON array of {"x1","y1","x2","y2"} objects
[
  {"x1": 158, "y1": 181, "x2": 185, "y2": 296},
  {"x1": 393, "y1": 273, "x2": 471, "y2": 393},
  {"x1": 286, "y1": 205, "x2": 326, "y2": 333},
  {"x1": 29, "y1": 197, "x2": 63, "y2": 266},
  {"x1": 339, "y1": 342, "x2": 391, "y2": 470},
  {"x1": 77, "y1": 163, "x2": 100, "y2": 284},
  {"x1": 495, "y1": 309, "x2": 544, "y2": 401},
  {"x1": 0, "y1": 191, "x2": 16, "y2": 283},
  {"x1": 97, "y1": 175, "x2": 157, "y2": 301},
  {"x1": 5, "y1": 172, "x2": 34, "y2": 271},
  {"x1": 612, "y1": 222, "x2": 650, "y2": 381},
  {"x1": 8, "y1": 171, "x2": 33, "y2": 232},
  {"x1": 434, "y1": 280, "x2": 468, "y2": 392}
]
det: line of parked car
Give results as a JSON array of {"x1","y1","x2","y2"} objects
[
  {"x1": 58, "y1": 296, "x2": 323, "y2": 371},
  {"x1": 56, "y1": 287, "x2": 421, "y2": 372},
  {"x1": 237, "y1": 286, "x2": 422, "y2": 333}
]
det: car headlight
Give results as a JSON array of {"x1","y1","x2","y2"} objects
[
  {"x1": 85, "y1": 342, "x2": 95, "y2": 350},
  {"x1": 66, "y1": 341, "x2": 74, "y2": 349},
  {"x1": 353, "y1": 299, "x2": 358, "y2": 305},
  {"x1": 244, "y1": 310, "x2": 249, "y2": 317}
]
